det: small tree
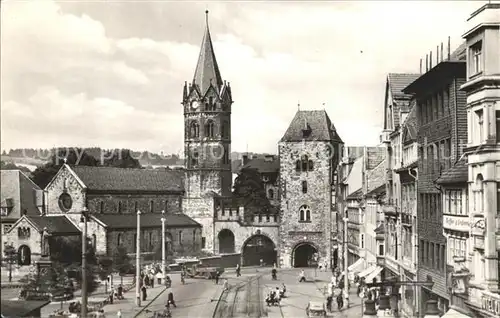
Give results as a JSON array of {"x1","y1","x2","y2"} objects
[
  {"x1": 19, "y1": 263, "x2": 71, "y2": 298},
  {"x1": 3, "y1": 244, "x2": 17, "y2": 282},
  {"x1": 112, "y1": 246, "x2": 131, "y2": 285}
]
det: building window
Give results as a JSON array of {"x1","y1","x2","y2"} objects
[
  {"x1": 302, "y1": 181, "x2": 308, "y2": 193},
  {"x1": 118, "y1": 201, "x2": 122, "y2": 214},
  {"x1": 205, "y1": 120, "x2": 215, "y2": 138},
  {"x1": 496, "y1": 111, "x2": 500, "y2": 142},
  {"x1": 470, "y1": 41, "x2": 482, "y2": 75},
  {"x1": 360, "y1": 234, "x2": 365, "y2": 249},
  {"x1": 379, "y1": 243, "x2": 385, "y2": 256},
  {"x1": 150, "y1": 200, "x2": 154, "y2": 213},
  {"x1": 191, "y1": 151, "x2": 199, "y2": 167},
  {"x1": 148, "y1": 232, "x2": 153, "y2": 251},
  {"x1": 299, "y1": 205, "x2": 311, "y2": 222},
  {"x1": 223, "y1": 146, "x2": 229, "y2": 164},
  {"x1": 221, "y1": 121, "x2": 228, "y2": 138},
  {"x1": 92, "y1": 234, "x2": 97, "y2": 248},
  {"x1": 178, "y1": 231, "x2": 183, "y2": 244},
  {"x1": 117, "y1": 233, "x2": 123, "y2": 246},
  {"x1": 296, "y1": 155, "x2": 314, "y2": 172},
  {"x1": 18, "y1": 227, "x2": 30, "y2": 239},
  {"x1": 268, "y1": 189, "x2": 274, "y2": 199},
  {"x1": 3, "y1": 224, "x2": 12, "y2": 234},
  {"x1": 476, "y1": 109, "x2": 484, "y2": 143},
  {"x1": 100, "y1": 201, "x2": 104, "y2": 214},
  {"x1": 134, "y1": 234, "x2": 137, "y2": 251},
  {"x1": 193, "y1": 230, "x2": 196, "y2": 248},
  {"x1": 134, "y1": 201, "x2": 138, "y2": 213},
  {"x1": 190, "y1": 121, "x2": 200, "y2": 138},
  {"x1": 474, "y1": 174, "x2": 484, "y2": 213},
  {"x1": 58, "y1": 193, "x2": 73, "y2": 212},
  {"x1": 202, "y1": 237, "x2": 206, "y2": 249},
  {"x1": 206, "y1": 96, "x2": 216, "y2": 111},
  {"x1": 164, "y1": 200, "x2": 168, "y2": 213}
]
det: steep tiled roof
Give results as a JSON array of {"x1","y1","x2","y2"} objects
[
  {"x1": 1, "y1": 170, "x2": 41, "y2": 217},
  {"x1": 346, "y1": 147, "x2": 364, "y2": 162},
  {"x1": 436, "y1": 159, "x2": 468, "y2": 185},
  {"x1": 388, "y1": 73, "x2": 420, "y2": 100},
  {"x1": 402, "y1": 101, "x2": 417, "y2": 144},
  {"x1": 366, "y1": 147, "x2": 385, "y2": 170},
  {"x1": 28, "y1": 215, "x2": 80, "y2": 235},
  {"x1": 366, "y1": 160, "x2": 386, "y2": 194},
  {"x1": 280, "y1": 110, "x2": 343, "y2": 143},
  {"x1": 94, "y1": 213, "x2": 201, "y2": 230},
  {"x1": 192, "y1": 14, "x2": 223, "y2": 96},
  {"x1": 366, "y1": 184, "x2": 386, "y2": 197},
  {"x1": 347, "y1": 188, "x2": 362, "y2": 200},
  {"x1": 242, "y1": 156, "x2": 280, "y2": 174},
  {"x1": 70, "y1": 166, "x2": 184, "y2": 192},
  {"x1": 1, "y1": 300, "x2": 50, "y2": 317}
]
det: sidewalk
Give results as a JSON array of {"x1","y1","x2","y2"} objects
[{"x1": 102, "y1": 284, "x2": 167, "y2": 317}]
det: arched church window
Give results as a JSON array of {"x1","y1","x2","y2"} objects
[
  {"x1": 221, "y1": 121, "x2": 228, "y2": 138},
  {"x1": 207, "y1": 97, "x2": 215, "y2": 111},
  {"x1": 191, "y1": 151, "x2": 199, "y2": 167},
  {"x1": 190, "y1": 122, "x2": 200, "y2": 138},
  {"x1": 205, "y1": 120, "x2": 215, "y2": 138},
  {"x1": 268, "y1": 189, "x2": 274, "y2": 199},
  {"x1": 117, "y1": 233, "x2": 123, "y2": 246},
  {"x1": 302, "y1": 181, "x2": 308, "y2": 194},
  {"x1": 308, "y1": 160, "x2": 314, "y2": 170},
  {"x1": 301, "y1": 155, "x2": 309, "y2": 171},
  {"x1": 299, "y1": 205, "x2": 311, "y2": 222},
  {"x1": 295, "y1": 160, "x2": 301, "y2": 171}
]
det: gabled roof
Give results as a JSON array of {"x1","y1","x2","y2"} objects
[
  {"x1": 366, "y1": 184, "x2": 386, "y2": 197},
  {"x1": 385, "y1": 73, "x2": 420, "y2": 129},
  {"x1": 280, "y1": 110, "x2": 343, "y2": 143},
  {"x1": 192, "y1": 12, "x2": 223, "y2": 96},
  {"x1": 1, "y1": 300, "x2": 50, "y2": 317},
  {"x1": 241, "y1": 156, "x2": 280, "y2": 174},
  {"x1": 9, "y1": 215, "x2": 81, "y2": 235},
  {"x1": 1, "y1": 170, "x2": 42, "y2": 217},
  {"x1": 69, "y1": 166, "x2": 184, "y2": 193},
  {"x1": 402, "y1": 101, "x2": 417, "y2": 144},
  {"x1": 436, "y1": 159, "x2": 468, "y2": 185},
  {"x1": 93, "y1": 213, "x2": 201, "y2": 230},
  {"x1": 347, "y1": 188, "x2": 363, "y2": 200}
]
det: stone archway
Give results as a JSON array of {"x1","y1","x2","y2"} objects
[
  {"x1": 292, "y1": 242, "x2": 318, "y2": 268},
  {"x1": 18, "y1": 245, "x2": 31, "y2": 266},
  {"x1": 218, "y1": 229, "x2": 235, "y2": 254},
  {"x1": 242, "y1": 234, "x2": 276, "y2": 266}
]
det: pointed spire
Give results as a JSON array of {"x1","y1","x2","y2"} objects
[{"x1": 192, "y1": 10, "x2": 223, "y2": 96}]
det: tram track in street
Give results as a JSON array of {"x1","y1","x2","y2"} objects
[{"x1": 213, "y1": 274, "x2": 266, "y2": 318}]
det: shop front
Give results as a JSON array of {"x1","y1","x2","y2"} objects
[{"x1": 400, "y1": 269, "x2": 417, "y2": 318}]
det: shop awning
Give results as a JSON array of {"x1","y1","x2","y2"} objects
[
  {"x1": 358, "y1": 265, "x2": 377, "y2": 278},
  {"x1": 366, "y1": 266, "x2": 384, "y2": 283},
  {"x1": 348, "y1": 258, "x2": 364, "y2": 272},
  {"x1": 441, "y1": 308, "x2": 472, "y2": 318}
]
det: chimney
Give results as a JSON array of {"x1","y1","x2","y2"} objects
[
  {"x1": 436, "y1": 45, "x2": 439, "y2": 65},
  {"x1": 440, "y1": 42, "x2": 444, "y2": 62},
  {"x1": 242, "y1": 154, "x2": 249, "y2": 165},
  {"x1": 419, "y1": 59, "x2": 422, "y2": 74},
  {"x1": 426, "y1": 54, "x2": 429, "y2": 72},
  {"x1": 429, "y1": 51, "x2": 433, "y2": 69},
  {"x1": 447, "y1": 36, "x2": 451, "y2": 60}
]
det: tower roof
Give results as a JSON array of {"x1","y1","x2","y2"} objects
[
  {"x1": 192, "y1": 10, "x2": 223, "y2": 96},
  {"x1": 280, "y1": 110, "x2": 343, "y2": 143}
]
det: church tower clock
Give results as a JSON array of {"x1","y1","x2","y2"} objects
[{"x1": 182, "y1": 11, "x2": 233, "y2": 252}]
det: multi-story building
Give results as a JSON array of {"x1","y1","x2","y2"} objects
[
  {"x1": 380, "y1": 73, "x2": 420, "y2": 316},
  {"x1": 396, "y1": 104, "x2": 420, "y2": 317},
  {"x1": 278, "y1": 110, "x2": 343, "y2": 268},
  {"x1": 1, "y1": 170, "x2": 44, "y2": 261},
  {"x1": 403, "y1": 41, "x2": 467, "y2": 315},
  {"x1": 456, "y1": 3, "x2": 500, "y2": 317},
  {"x1": 4, "y1": 164, "x2": 202, "y2": 265},
  {"x1": 240, "y1": 154, "x2": 280, "y2": 206}
]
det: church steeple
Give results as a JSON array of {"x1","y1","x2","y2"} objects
[{"x1": 192, "y1": 10, "x2": 223, "y2": 96}]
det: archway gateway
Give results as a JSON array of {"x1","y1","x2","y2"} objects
[
  {"x1": 292, "y1": 242, "x2": 318, "y2": 267},
  {"x1": 218, "y1": 229, "x2": 235, "y2": 254},
  {"x1": 242, "y1": 234, "x2": 276, "y2": 266}
]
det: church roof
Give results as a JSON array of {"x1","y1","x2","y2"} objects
[
  {"x1": 192, "y1": 11, "x2": 223, "y2": 96},
  {"x1": 280, "y1": 110, "x2": 343, "y2": 143},
  {"x1": 70, "y1": 166, "x2": 184, "y2": 193},
  {"x1": 20, "y1": 215, "x2": 80, "y2": 235},
  {"x1": 93, "y1": 213, "x2": 201, "y2": 230}
]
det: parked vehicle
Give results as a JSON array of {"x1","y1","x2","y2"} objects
[{"x1": 306, "y1": 301, "x2": 327, "y2": 317}]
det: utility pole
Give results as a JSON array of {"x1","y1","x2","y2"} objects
[
  {"x1": 80, "y1": 207, "x2": 88, "y2": 318},
  {"x1": 343, "y1": 207, "x2": 349, "y2": 308},
  {"x1": 161, "y1": 210, "x2": 166, "y2": 285},
  {"x1": 136, "y1": 210, "x2": 141, "y2": 307}
]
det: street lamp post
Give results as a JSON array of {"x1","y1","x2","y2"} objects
[
  {"x1": 80, "y1": 207, "x2": 89, "y2": 318},
  {"x1": 161, "y1": 210, "x2": 166, "y2": 286},
  {"x1": 136, "y1": 210, "x2": 141, "y2": 307},
  {"x1": 343, "y1": 208, "x2": 349, "y2": 308}
]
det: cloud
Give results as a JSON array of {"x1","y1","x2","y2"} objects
[{"x1": 1, "y1": 0, "x2": 481, "y2": 155}]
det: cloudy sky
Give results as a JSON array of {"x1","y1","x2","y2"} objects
[{"x1": 1, "y1": 0, "x2": 481, "y2": 156}]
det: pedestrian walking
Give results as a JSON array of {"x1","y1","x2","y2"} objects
[
  {"x1": 141, "y1": 285, "x2": 147, "y2": 301},
  {"x1": 117, "y1": 309, "x2": 122, "y2": 318},
  {"x1": 236, "y1": 264, "x2": 241, "y2": 277},
  {"x1": 215, "y1": 271, "x2": 220, "y2": 284}
]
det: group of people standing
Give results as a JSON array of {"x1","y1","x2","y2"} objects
[{"x1": 325, "y1": 270, "x2": 348, "y2": 312}]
